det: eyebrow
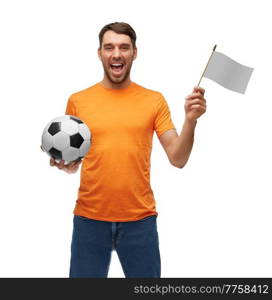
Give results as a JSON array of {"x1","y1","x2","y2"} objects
[{"x1": 103, "y1": 43, "x2": 131, "y2": 47}]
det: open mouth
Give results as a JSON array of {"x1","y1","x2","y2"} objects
[{"x1": 110, "y1": 63, "x2": 124, "y2": 72}]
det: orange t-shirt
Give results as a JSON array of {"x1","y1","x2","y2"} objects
[{"x1": 65, "y1": 81, "x2": 176, "y2": 221}]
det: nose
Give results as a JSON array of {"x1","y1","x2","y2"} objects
[{"x1": 112, "y1": 47, "x2": 121, "y2": 59}]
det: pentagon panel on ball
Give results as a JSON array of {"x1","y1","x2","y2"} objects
[{"x1": 41, "y1": 115, "x2": 92, "y2": 164}]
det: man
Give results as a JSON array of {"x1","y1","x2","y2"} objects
[{"x1": 49, "y1": 22, "x2": 206, "y2": 277}]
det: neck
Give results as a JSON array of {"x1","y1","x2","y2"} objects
[{"x1": 100, "y1": 75, "x2": 132, "y2": 90}]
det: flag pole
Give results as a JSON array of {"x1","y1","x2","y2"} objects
[{"x1": 197, "y1": 44, "x2": 217, "y2": 87}]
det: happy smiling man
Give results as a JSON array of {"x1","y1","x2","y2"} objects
[{"x1": 49, "y1": 22, "x2": 206, "y2": 278}]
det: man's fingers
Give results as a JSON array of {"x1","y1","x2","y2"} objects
[
  {"x1": 70, "y1": 159, "x2": 82, "y2": 167},
  {"x1": 193, "y1": 86, "x2": 205, "y2": 95},
  {"x1": 185, "y1": 98, "x2": 206, "y2": 111},
  {"x1": 186, "y1": 92, "x2": 205, "y2": 100},
  {"x1": 68, "y1": 160, "x2": 82, "y2": 170},
  {"x1": 49, "y1": 157, "x2": 81, "y2": 173},
  {"x1": 186, "y1": 98, "x2": 206, "y2": 105},
  {"x1": 58, "y1": 160, "x2": 65, "y2": 169},
  {"x1": 66, "y1": 160, "x2": 82, "y2": 172},
  {"x1": 190, "y1": 104, "x2": 206, "y2": 111},
  {"x1": 68, "y1": 161, "x2": 78, "y2": 167}
]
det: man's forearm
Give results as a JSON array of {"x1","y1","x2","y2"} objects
[{"x1": 171, "y1": 119, "x2": 197, "y2": 168}]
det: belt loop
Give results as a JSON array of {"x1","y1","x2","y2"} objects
[{"x1": 111, "y1": 222, "x2": 117, "y2": 249}]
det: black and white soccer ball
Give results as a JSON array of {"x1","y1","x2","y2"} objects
[{"x1": 41, "y1": 115, "x2": 91, "y2": 164}]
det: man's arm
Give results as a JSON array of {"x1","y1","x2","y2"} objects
[
  {"x1": 159, "y1": 120, "x2": 197, "y2": 168},
  {"x1": 158, "y1": 86, "x2": 206, "y2": 168}
]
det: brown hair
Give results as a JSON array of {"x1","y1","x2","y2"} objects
[{"x1": 98, "y1": 22, "x2": 137, "y2": 49}]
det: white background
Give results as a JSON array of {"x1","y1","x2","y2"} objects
[{"x1": 0, "y1": 0, "x2": 271, "y2": 277}]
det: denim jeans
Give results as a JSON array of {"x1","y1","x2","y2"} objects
[{"x1": 69, "y1": 214, "x2": 161, "y2": 278}]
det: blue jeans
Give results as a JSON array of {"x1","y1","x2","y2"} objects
[{"x1": 69, "y1": 214, "x2": 161, "y2": 278}]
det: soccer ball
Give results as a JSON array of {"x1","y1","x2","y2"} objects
[{"x1": 41, "y1": 115, "x2": 91, "y2": 164}]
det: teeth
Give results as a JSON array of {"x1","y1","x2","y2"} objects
[{"x1": 111, "y1": 64, "x2": 123, "y2": 66}]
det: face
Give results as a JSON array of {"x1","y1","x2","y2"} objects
[{"x1": 98, "y1": 30, "x2": 137, "y2": 84}]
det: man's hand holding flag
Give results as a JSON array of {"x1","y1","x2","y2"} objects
[{"x1": 185, "y1": 86, "x2": 206, "y2": 123}]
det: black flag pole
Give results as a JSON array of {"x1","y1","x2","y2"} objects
[{"x1": 197, "y1": 44, "x2": 217, "y2": 87}]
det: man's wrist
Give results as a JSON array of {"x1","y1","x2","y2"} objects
[{"x1": 184, "y1": 117, "x2": 197, "y2": 127}]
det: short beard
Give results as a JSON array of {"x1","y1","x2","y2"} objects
[{"x1": 102, "y1": 62, "x2": 132, "y2": 85}]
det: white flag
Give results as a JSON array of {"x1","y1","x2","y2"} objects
[{"x1": 203, "y1": 51, "x2": 254, "y2": 94}]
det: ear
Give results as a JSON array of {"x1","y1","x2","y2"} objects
[
  {"x1": 133, "y1": 47, "x2": 137, "y2": 61},
  {"x1": 98, "y1": 48, "x2": 102, "y2": 61}
]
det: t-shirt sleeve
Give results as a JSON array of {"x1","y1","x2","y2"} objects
[
  {"x1": 154, "y1": 94, "x2": 176, "y2": 138},
  {"x1": 65, "y1": 95, "x2": 77, "y2": 116}
]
